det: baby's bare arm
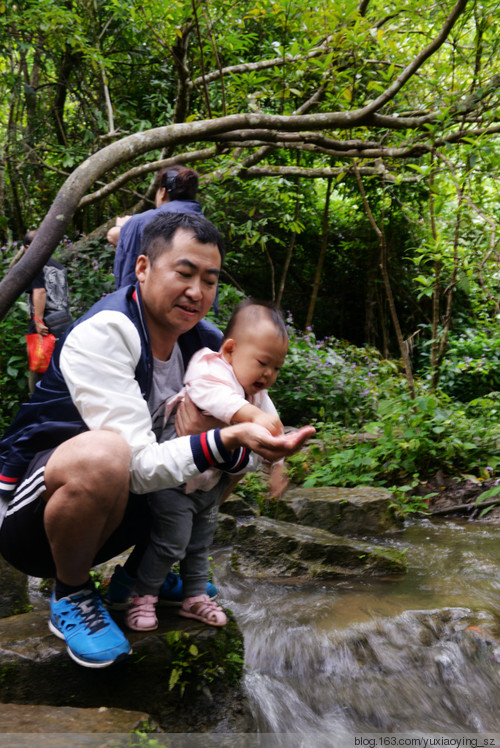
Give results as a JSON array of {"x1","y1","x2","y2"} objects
[
  {"x1": 269, "y1": 462, "x2": 288, "y2": 498},
  {"x1": 232, "y1": 403, "x2": 283, "y2": 436}
]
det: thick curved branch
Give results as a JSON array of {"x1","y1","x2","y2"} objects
[
  {"x1": 240, "y1": 164, "x2": 418, "y2": 183},
  {"x1": 191, "y1": 37, "x2": 335, "y2": 88},
  {"x1": 78, "y1": 147, "x2": 217, "y2": 209}
]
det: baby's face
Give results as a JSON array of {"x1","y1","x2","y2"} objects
[{"x1": 225, "y1": 321, "x2": 288, "y2": 397}]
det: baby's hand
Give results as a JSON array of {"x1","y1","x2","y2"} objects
[
  {"x1": 251, "y1": 410, "x2": 283, "y2": 437},
  {"x1": 231, "y1": 403, "x2": 283, "y2": 436}
]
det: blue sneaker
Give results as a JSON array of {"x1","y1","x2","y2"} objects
[
  {"x1": 49, "y1": 587, "x2": 132, "y2": 668},
  {"x1": 103, "y1": 565, "x2": 218, "y2": 609}
]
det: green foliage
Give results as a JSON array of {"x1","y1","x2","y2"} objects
[
  {"x1": 1, "y1": 0, "x2": 499, "y2": 364},
  {"x1": 417, "y1": 324, "x2": 500, "y2": 402},
  {"x1": 0, "y1": 299, "x2": 29, "y2": 431},
  {"x1": 473, "y1": 485, "x2": 500, "y2": 518},
  {"x1": 205, "y1": 282, "x2": 245, "y2": 330},
  {"x1": 271, "y1": 322, "x2": 393, "y2": 428},
  {"x1": 127, "y1": 732, "x2": 162, "y2": 748},
  {"x1": 388, "y1": 485, "x2": 433, "y2": 520},
  {"x1": 233, "y1": 472, "x2": 267, "y2": 505},
  {"x1": 233, "y1": 472, "x2": 277, "y2": 516},
  {"x1": 287, "y1": 387, "x2": 500, "y2": 492},
  {"x1": 62, "y1": 238, "x2": 116, "y2": 316},
  {"x1": 0, "y1": 237, "x2": 115, "y2": 430},
  {"x1": 165, "y1": 627, "x2": 244, "y2": 698}
]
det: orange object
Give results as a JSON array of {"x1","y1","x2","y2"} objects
[{"x1": 25, "y1": 333, "x2": 56, "y2": 373}]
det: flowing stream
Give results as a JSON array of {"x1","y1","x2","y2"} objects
[{"x1": 214, "y1": 518, "x2": 500, "y2": 740}]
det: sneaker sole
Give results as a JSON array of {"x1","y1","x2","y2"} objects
[{"x1": 48, "y1": 620, "x2": 132, "y2": 669}]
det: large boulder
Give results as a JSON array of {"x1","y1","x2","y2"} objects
[
  {"x1": 231, "y1": 516, "x2": 407, "y2": 579},
  {"x1": 0, "y1": 604, "x2": 253, "y2": 734},
  {"x1": 0, "y1": 555, "x2": 29, "y2": 619},
  {"x1": 273, "y1": 485, "x2": 403, "y2": 536}
]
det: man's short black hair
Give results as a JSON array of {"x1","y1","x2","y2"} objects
[{"x1": 140, "y1": 212, "x2": 225, "y2": 264}]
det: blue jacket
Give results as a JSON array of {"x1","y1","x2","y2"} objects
[{"x1": 113, "y1": 200, "x2": 203, "y2": 288}]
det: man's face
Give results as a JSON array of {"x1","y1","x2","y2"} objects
[{"x1": 136, "y1": 228, "x2": 220, "y2": 348}]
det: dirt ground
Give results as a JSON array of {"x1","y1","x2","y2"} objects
[{"x1": 415, "y1": 470, "x2": 500, "y2": 521}]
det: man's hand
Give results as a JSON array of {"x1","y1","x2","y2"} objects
[
  {"x1": 220, "y1": 423, "x2": 315, "y2": 462},
  {"x1": 175, "y1": 393, "x2": 225, "y2": 436}
]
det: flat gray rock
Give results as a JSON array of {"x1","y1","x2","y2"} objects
[
  {"x1": 231, "y1": 516, "x2": 407, "y2": 579},
  {"x1": 274, "y1": 485, "x2": 402, "y2": 536}
]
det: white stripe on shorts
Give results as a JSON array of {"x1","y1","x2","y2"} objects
[{"x1": 5, "y1": 466, "x2": 46, "y2": 517}]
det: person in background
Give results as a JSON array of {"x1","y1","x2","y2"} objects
[
  {"x1": 109, "y1": 166, "x2": 202, "y2": 289},
  {"x1": 24, "y1": 230, "x2": 73, "y2": 394}
]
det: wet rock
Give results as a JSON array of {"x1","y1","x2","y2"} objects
[
  {"x1": 231, "y1": 516, "x2": 407, "y2": 579},
  {"x1": 0, "y1": 556, "x2": 29, "y2": 619},
  {"x1": 213, "y1": 513, "x2": 237, "y2": 546},
  {"x1": 220, "y1": 496, "x2": 257, "y2": 518},
  {"x1": 0, "y1": 604, "x2": 253, "y2": 734},
  {"x1": 273, "y1": 486, "x2": 403, "y2": 536},
  {"x1": 0, "y1": 702, "x2": 156, "y2": 733}
]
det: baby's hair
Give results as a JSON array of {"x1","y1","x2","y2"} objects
[{"x1": 223, "y1": 298, "x2": 288, "y2": 342}]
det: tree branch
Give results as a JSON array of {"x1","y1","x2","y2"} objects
[
  {"x1": 78, "y1": 147, "x2": 217, "y2": 209},
  {"x1": 350, "y1": 0, "x2": 469, "y2": 119}
]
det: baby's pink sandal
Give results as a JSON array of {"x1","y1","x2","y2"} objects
[
  {"x1": 125, "y1": 594, "x2": 158, "y2": 631},
  {"x1": 179, "y1": 594, "x2": 227, "y2": 627}
]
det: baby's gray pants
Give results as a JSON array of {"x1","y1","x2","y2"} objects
[{"x1": 135, "y1": 474, "x2": 230, "y2": 598}]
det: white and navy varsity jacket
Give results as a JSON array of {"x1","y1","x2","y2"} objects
[{"x1": 0, "y1": 284, "x2": 251, "y2": 526}]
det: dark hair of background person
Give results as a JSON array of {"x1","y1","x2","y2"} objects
[{"x1": 155, "y1": 166, "x2": 199, "y2": 202}]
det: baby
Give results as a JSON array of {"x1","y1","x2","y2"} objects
[{"x1": 124, "y1": 299, "x2": 289, "y2": 632}]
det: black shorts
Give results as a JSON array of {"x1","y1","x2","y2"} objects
[{"x1": 0, "y1": 448, "x2": 151, "y2": 578}]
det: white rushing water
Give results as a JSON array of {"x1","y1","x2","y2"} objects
[{"x1": 213, "y1": 518, "x2": 500, "y2": 739}]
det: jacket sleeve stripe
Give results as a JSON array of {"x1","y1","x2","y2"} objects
[{"x1": 190, "y1": 428, "x2": 250, "y2": 474}]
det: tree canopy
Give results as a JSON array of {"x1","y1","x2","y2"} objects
[{"x1": 0, "y1": 0, "x2": 499, "y2": 375}]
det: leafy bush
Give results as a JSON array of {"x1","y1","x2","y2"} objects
[
  {"x1": 205, "y1": 283, "x2": 245, "y2": 330},
  {"x1": 271, "y1": 323, "x2": 397, "y2": 428},
  {"x1": 62, "y1": 237, "x2": 116, "y2": 316},
  {"x1": 0, "y1": 300, "x2": 30, "y2": 431},
  {"x1": 0, "y1": 237, "x2": 115, "y2": 430},
  {"x1": 416, "y1": 324, "x2": 500, "y2": 402},
  {"x1": 287, "y1": 388, "x2": 500, "y2": 488}
]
